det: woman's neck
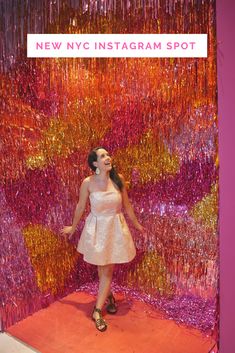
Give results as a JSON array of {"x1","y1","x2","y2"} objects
[{"x1": 95, "y1": 171, "x2": 110, "y2": 181}]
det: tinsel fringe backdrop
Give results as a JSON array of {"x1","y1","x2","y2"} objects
[{"x1": 0, "y1": 0, "x2": 218, "y2": 341}]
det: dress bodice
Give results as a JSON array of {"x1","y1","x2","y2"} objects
[{"x1": 89, "y1": 190, "x2": 122, "y2": 217}]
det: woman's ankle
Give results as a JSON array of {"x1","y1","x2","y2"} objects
[{"x1": 95, "y1": 304, "x2": 102, "y2": 311}]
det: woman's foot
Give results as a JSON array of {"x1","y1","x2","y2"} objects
[
  {"x1": 106, "y1": 292, "x2": 117, "y2": 314},
  {"x1": 92, "y1": 307, "x2": 107, "y2": 332}
]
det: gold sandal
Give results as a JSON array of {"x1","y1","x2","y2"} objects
[
  {"x1": 106, "y1": 292, "x2": 117, "y2": 314},
  {"x1": 92, "y1": 306, "x2": 107, "y2": 332}
]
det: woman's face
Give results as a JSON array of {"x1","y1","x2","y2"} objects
[{"x1": 94, "y1": 148, "x2": 112, "y2": 172}]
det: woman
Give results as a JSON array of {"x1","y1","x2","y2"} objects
[{"x1": 61, "y1": 146, "x2": 145, "y2": 332}]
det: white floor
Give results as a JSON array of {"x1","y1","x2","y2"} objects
[{"x1": 0, "y1": 333, "x2": 40, "y2": 353}]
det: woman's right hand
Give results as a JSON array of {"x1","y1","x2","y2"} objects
[{"x1": 60, "y1": 226, "x2": 75, "y2": 240}]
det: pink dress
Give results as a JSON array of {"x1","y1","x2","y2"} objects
[{"x1": 77, "y1": 189, "x2": 136, "y2": 266}]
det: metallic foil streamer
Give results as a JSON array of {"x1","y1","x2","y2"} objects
[
  {"x1": 22, "y1": 224, "x2": 79, "y2": 294},
  {"x1": 190, "y1": 182, "x2": 218, "y2": 232},
  {"x1": 0, "y1": 0, "x2": 218, "y2": 344}
]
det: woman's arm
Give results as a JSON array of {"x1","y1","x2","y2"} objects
[
  {"x1": 119, "y1": 174, "x2": 144, "y2": 232},
  {"x1": 61, "y1": 177, "x2": 90, "y2": 238}
]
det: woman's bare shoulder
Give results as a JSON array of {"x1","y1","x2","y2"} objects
[
  {"x1": 82, "y1": 175, "x2": 97, "y2": 191},
  {"x1": 83, "y1": 175, "x2": 93, "y2": 181},
  {"x1": 81, "y1": 175, "x2": 93, "y2": 188}
]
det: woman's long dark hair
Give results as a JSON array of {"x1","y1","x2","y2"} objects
[{"x1": 88, "y1": 146, "x2": 124, "y2": 191}]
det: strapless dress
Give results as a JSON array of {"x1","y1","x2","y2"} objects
[{"x1": 77, "y1": 189, "x2": 136, "y2": 266}]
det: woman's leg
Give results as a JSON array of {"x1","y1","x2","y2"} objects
[
  {"x1": 97, "y1": 265, "x2": 113, "y2": 298},
  {"x1": 92, "y1": 264, "x2": 114, "y2": 324},
  {"x1": 96, "y1": 263, "x2": 114, "y2": 309}
]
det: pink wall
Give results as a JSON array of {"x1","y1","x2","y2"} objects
[{"x1": 217, "y1": 0, "x2": 235, "y2": 352}]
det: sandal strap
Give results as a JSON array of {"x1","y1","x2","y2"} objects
[
  {"x1": 93, "y1": 308, "x2": 107, "y2": 330},
  {"x1": 107, "y1": 293, "x2": 116, "y2": 305},
  {"x1": 95, "y1": 318, "x2": 106, "y2": 326},
  {"x1": 93, "y1": 306, "x2": 102, "y2": 314},
  {"x1": 108, "y1": 293, "x2": 115, "y2": 301}
]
